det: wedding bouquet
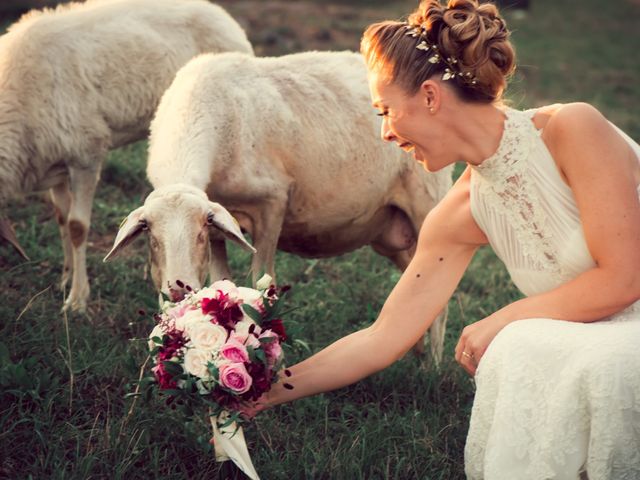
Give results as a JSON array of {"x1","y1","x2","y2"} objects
[{"x1": 144, "y1": 275, "x2": 291, "y2": 479}]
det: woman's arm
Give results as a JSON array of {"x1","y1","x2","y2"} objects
[
  {"x1": 456, "y1": 103, "x2": 640, "y2": 374},
  {"x1": 261, "y1": 169, "x2": 485, "y2": 408}
]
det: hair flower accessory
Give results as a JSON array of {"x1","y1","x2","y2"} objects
[{"x1": 404, "y1": 23, "x2": 478, "y2": 86}]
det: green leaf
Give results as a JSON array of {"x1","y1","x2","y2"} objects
[
  {"x1": 241, "y1": 304, "x2": 263, "y2": 323},
  {"x1": 217, "y1": 413, "x2": 242, "y2": 430},
  {"x1": 246, "y1": 345, "x2": 257, "y2": 363},
  {"x1": 162, "y1": 361, "x2": 183, "y2": 377},
  {"x1": 254, "y1": 348, "x2": 267, "y2": 365},
  {"x1": 294, "y1": 339, "x2": 312, "y2": 354},
  {"x1": 206, "y1": 362, "x2": 219, "y2": 380}
]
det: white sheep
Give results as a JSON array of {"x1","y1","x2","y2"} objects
[
  {"x1": 0, "y1": 0, "x2": 253, "y2": 311},
  {"x1": 105, "y1": 51, "x2": 453, "y2": 359}
]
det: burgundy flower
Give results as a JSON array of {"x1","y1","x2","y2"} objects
[
  {"x1": 201, "y1": 291, "x2": 243, "y2": 329},
  {"x1": 241, "y1": 362, "x2": 272, "y2": 401},
  {"x1": 152, "y1": 363, "x2": 177, "y2": 390},
  {"x1": 158, "y1": 329, "x2": 186, "y2": 361},
  {"x1": 262, "y1": 318, "x2": 287, "y2": 341},
  {"x1": 211, "y1": 386, "x2": 240, "y2": 410}
]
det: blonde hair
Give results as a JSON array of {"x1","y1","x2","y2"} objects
[{"x1": 361, "y1": 0, "x2": 515, "y2": 102}]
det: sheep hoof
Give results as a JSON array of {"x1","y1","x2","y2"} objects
[{"x1": 62, "y1": 289, "x2": 89, "y2": 314}]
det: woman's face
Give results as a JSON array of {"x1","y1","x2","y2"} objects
[{"x1": 368, "y1": 70, "x2": 450, "y2": 172}]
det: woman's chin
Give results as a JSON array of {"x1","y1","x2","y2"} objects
[{"x1": 413, "y1": 151, "x2": 433, "y2": 172}]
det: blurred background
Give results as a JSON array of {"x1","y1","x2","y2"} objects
[{"x1": 1, "y1": 1, "x2": 638, "y2": 479}]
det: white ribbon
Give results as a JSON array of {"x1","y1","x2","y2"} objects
[{"x1": 211, "y1": 412, "x2": 260, "y2": 480}]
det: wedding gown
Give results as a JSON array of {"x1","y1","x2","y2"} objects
[{"x1": 464, "y1": 106, "x2": 640, "y2": 479}]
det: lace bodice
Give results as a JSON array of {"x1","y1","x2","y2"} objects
[
  {"x1": 470, "y1": 106, "x2": 640, "y2": 310},
  {"x1": 465, "y1": 107, "x2": 640, "y2": 480}
]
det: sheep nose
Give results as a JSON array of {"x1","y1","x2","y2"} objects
[
  {"x1": 168, "y1": 280, "x2": 189, "y2": 302},
  {"x1": 168, "y1": 287, "x2": 186, "y2": 302}
]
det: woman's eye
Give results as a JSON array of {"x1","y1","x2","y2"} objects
[{"x1": 377, "y1": 111, "x2": 389, "y2": 117}]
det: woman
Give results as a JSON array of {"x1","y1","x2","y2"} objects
[{"x1": 248, "y1": 0, "x2": 640, "y2": 477}]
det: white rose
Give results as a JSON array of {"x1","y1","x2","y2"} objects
[
  {"x1": 234, "y1": 318, "x2": 261, "y2": 341},
  {"x1": 211, "y1": 279, "x2": 239, "y2": 298},
  {"x1": 174, "y1": 309, "x2": 208, "y2": 332},
  {"x1": 183, "y1": 347, "x2": 214, "y2": 379},
  {"x1": 237, "y1": 286, "x2": 263, "y2": 304},
  {"x1": 191, "y1": 286, "x2": 218, "y2": 301},
  {"x1": 148, "y1": 324, "x2": 165, "y2": 351},
  {"x1": 255, "y1": 274, "x2": 273, "y2": 291},
  {"x1": 187, "y1": 322, "x2": 228, "y2": 351}
]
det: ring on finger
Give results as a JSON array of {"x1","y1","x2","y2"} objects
[{"x1": 462, "y1": 351, "x2": 473, "y2": 359}]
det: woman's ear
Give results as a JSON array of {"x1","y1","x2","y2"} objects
[{"x1": 420, "y1": 79, "x2": 441, "y2": 113}]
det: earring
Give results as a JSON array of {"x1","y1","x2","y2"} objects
[{"x1": 429, "y1": 107, "x2": 435, "y2": 114}]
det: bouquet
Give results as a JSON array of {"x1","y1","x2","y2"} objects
[{"x1": 145, "y1": 274, "x2": 290, "y2": 479}]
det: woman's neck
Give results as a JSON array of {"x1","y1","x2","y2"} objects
[{"x1": 447, "y1": 102, "x2": 507, "y2": 167}]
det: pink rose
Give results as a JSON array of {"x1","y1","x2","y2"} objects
[
  {"x1": 259, "y1": 330, "x2": 283, "y2": 364},
  {"x1": 166, "y1": 303, "x2": 190, "y2": 321},
  {"x1": 220, "y1": 338, "x2": 249, "y2": 363},
  {"x1": 219, "y1": 362, "x2": 252, "y2": 394}
]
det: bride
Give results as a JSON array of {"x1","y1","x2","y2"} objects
[{"x1": 246, "y1": 0, "x2": 640, "y2": 477}]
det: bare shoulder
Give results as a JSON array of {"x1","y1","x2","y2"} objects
[
  {"x1": 419, "y1": 166, "x2": 488, "y2": 248},
  {"x1": 534, "y1": 102, "x2": 606, "y2": 137},
  {"x1": 535, "y1": 103, "x2": 639, "y2": 183}
]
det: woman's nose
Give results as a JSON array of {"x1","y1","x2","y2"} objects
[{"x1": 381, "y1": 118, "x2": 396, "y2": 142}]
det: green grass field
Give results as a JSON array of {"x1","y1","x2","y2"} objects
[{"x1": 1, "y1": 0, "x2": 639, "y2": 478}]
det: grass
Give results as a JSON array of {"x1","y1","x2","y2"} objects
[{"x1": 1, "y1": 0, "x2": 639, "y2": 478}]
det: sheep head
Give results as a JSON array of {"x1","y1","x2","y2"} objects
[{"x1": 103, "y1": 184, "x2": 255, "y2": 301}]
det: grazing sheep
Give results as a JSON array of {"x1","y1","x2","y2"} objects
[
  {"x1": 0, "y1": 0, "x2": 253, "y2": 311},
  {"x1": 105, "y1": 51, "x2": 453, "y2": 360}
]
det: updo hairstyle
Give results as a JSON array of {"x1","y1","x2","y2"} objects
[{"x1": 361, "y1": 0, "x2": 516, "y2": 103}]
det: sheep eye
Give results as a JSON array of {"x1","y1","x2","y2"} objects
[
  {"x1": 140, "y1": 219, "x2": 149, "y2": 231},
  {"x1": 206, "y1": 212, "x2": 215, "y2": 226}
]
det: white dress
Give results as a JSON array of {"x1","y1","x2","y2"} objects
[{"x1": 465, "y1": 106, "x2": 640, "y2": 480}]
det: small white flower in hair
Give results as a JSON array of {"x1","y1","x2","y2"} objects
[{"x1": 405, "y1": 26, "x2": 422, "y2": 37}]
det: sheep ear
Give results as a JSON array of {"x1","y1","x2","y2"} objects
[
  {"x1": 0, "y1": 216, "x2": 29, "y2": 260},
  {"x1": 103, "y1": 206, "x2": 147, "y2": 262},
  {"x1": 207, "y1": 202, "x2": 256, "y2": 254}
]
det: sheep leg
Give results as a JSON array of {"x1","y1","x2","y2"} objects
[
  {"x1": 49, "y1": 179, "x2": 73, "y2": 290},
  {"x1": 63, "y1": 165, "x2": 101, "y2": 313},
  {"x1": 249, "y1": 198, "x2": 286, "y2": 286}
]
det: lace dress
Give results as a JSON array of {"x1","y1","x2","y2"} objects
[{"x1": 465, "y1": 107, "x2": 640, "y2": 480}]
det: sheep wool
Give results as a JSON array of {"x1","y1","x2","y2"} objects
[{"x1": 0, "y1": 0, "x2": 253, "y2": 311}]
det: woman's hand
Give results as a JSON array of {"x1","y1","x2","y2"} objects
[
  {"x1": 455, "y1": 313, "x2": 510, "y2": 376},
  {"x1": 237, "y1": 396, "x2": 269, "y2": 420}
]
